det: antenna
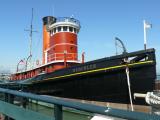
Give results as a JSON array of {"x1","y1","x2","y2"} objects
[
  {"x1": 24, "y1": 8, "x2": 38, "y2": 70},
  {"x1": 52, "y1": 4, "x2": 55, "y2": 16},
  {"x1": 25, "y1": 8, "x2": 38, "y2": 57}
]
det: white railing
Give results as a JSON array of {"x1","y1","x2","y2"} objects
[{"x1": 47, "y1": 53, "x2": 78, "y2": 62}]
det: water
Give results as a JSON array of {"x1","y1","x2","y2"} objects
[
  {"x1": 157, "y1": 75, "x2": 160, "y2": 80},
  {"x1": 27, "y1": 102, "x2": 92, "y2": 120}
]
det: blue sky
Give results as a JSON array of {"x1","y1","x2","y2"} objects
[{"x1": 0, "y1": 0, "x2": 160, "y2": 73}]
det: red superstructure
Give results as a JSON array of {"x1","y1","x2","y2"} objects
[{"x1": 11, "y1": 16, "x2": 81, "y2": 80}]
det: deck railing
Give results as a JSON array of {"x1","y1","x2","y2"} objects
[
  {"x1": 47, "y1": 53, "x2": 78, "y2": 62},
  {"x1": 56, "y1": 17, "x2": 80, "y2": 27}
]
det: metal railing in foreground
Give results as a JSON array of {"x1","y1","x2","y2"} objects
[{"x1": 0, "y1": 88, "x2": 159, "y2": 120}]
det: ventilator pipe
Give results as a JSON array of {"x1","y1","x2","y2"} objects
[{"x1": 134, "y1": 93, "x2": 146, "y2": 99}]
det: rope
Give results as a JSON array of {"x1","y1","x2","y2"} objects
[
  {"x1": 145, "y1": 92, "x2": 160, "y2": 105},
  {"x1": 124, "y1": 58, "x2": 134, "y2": 111}
]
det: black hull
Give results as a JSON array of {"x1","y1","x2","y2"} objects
[
  {"x1": 29, "y1": 64, "x2": 155, "y2": 105},
  {"x1": 1, "y1": 49, "x2": 156, "y2": 105}
]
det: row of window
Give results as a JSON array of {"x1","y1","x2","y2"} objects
[
  {"x1": 52, "y1": 46, "x2": 75, "y2": 51},
  {"x1": 50, "y1": 26, "x2": 78, "y2": 35}
]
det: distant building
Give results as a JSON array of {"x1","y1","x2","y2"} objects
[{"x1": 0, "y1": 73, "x2": 11, "y2": 80}]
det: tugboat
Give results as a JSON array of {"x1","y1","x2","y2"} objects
[{"x1": 1, "y1": 16, "x2": 156, "y2": 105}]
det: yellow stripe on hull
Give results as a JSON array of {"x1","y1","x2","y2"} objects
[{"x1": 38, "y1": 60, "x2": 154, "y2": 82}]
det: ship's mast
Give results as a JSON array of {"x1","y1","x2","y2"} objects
[
  {"x1": 25, "y1": 8, "x2": 37, "y2": 70},
  {"x1": 29, "y1": 8, "x2": 33, "y2": 56},
  {"x1": 25, "y1": 8, "x2": 37, "y2": 57}
]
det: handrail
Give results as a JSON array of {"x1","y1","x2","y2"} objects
[
  {"x1": 56, "y1": 17, "x2": 80, "y2": 27},
  {"x1": 0, "y1": 88, "x2": 159, "y2": 120},
  {"x1": 47, "y1": 53, "x2": 77, "y2": 61}
]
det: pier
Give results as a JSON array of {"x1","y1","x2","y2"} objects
[{"x1": 0, "y1": 88, "x2": 159, "y2": 120}]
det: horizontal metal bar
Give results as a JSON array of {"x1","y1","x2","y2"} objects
[
  {"x1": 0, "y1": 100, "x2": 53, "y2": 120},
  {"x1": 0, "y1": 88, "x2": 159, "y2": 120},
  {"x1": 134, "y1": 93, "x2": 146, "y2": 99}
]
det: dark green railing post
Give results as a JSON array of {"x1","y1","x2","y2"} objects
[
  {"x1": 8, "y1": 94, "x2": 14, "y2": 120},
  {"x1": 8, "y1": 94, "x2": 14, "y2": 104},
  {"x1": 4, "y1": 93, "x2": 14, "y2": 120},
  {"x1": 4, "y1": 93, "x2": 9, "y2": 120},
  {"x1": 21, "y1": 97, "x2": 28, "y2": 108},
  {"x1": 4, "y1": 93, "x2": 8, "y2": 102},
  {"x1": 54, "y1": 104, "x2": 62, "y2": 120}
]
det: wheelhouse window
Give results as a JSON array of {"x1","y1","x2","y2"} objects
[
  {"x1": 74, "y1": 28, "x2": 77, "y2": 33},
  {"x1": 54, "y1": 28, "x2": 56, "y2": 33},
  {"x1": 69, "y1": 27, "x2": 73, "y2": 32},
  {"x1": 58, "y1": 27, "x2": 61, "y2": 32},
  {"x1": 50, "y1": 30, "x2": 53, "y2": 36},
  {"x1": 63, "y1": 26, "x2": 67, "y2": 31}
]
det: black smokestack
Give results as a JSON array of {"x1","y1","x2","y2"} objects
[{"x1": 42, "y1": 16, "x2": 56, "y2": 25}]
